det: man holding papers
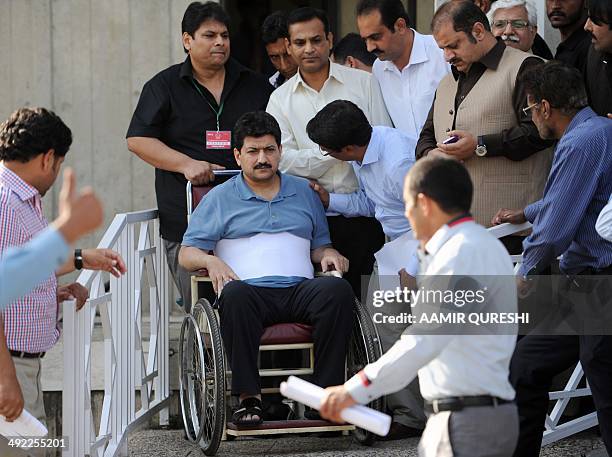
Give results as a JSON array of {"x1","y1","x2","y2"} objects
[
  {"x1": 320, "y1": 157, "x2": 519, "y2": 456},
  {"x1": 307, "y1": 100, "x2": 425, "y2": 438},
  {"x1": 179, "y1": 111, "x2": 354, "y2": 426}
]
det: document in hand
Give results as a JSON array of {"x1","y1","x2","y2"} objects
[
  {"x1": 0, "y1": 409, "x2": 48, "y2": 448},
  {"x1": 280, "y1": 375, "x2": 391, "y2": 436}
]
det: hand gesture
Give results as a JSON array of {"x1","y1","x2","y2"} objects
[
  {"x1": 491, "y1": 208, "x2": 527, "y2": 226},
  {"x1": 53, "y1": 168, "x2": 104, "y2": 244},
  {"x1": 319, "y1": 385, "x2": 356, "y2": 424},
  {"x1": 206, "y1": 256, "x2": 240, "y2": 295},
  {"x1": 82, "y1": 248, "x2": 127, "y2": 277},
  {"x1": 183, "y1": 159, "x2": 225, "y2": 186},
  {"x1": 309, "y1": 180, "x2": 330, "y2": 209},
  {"x1": 321, "y1": 251, "x2": 349, "y2": 274},
  {"x1": 57, "y1": 282, "x2": 89, "y2": 310},
  {"x1": 437, "y1": 130, "x2": 477, "y2": 161}
]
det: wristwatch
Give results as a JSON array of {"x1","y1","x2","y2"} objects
[
  {"x1": 475, "y1": 136, "x2": 487, "y2": 157},
  {"x1": 74, "y1": 249, "x2": 83, "y2": 270}
]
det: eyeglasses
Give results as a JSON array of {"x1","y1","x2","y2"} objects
[
  {"x1": 492, "y1": 19, "x2": 530, "y2": 29},
  {"x1": 522, "y1": 101, "x2": 540, "y2": 116}
]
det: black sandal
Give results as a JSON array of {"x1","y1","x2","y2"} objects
[{"x1": 232, "y1": 397, "x2": 263, "y2": 427}]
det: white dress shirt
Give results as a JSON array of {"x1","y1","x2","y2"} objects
[
  {"x1": 345, "y1": 219, "x2": 517, "y2": 403},
  {"x1": 266, "y1": 61, "x2": 392, "y2": 195},
  {"x1": 372, "y1": 30, "x2": 450, "y2": 139},
  {"x1": 327, "y1": 126, "x2": 416, "y2": 240},
  {"x1": 596, "y1": 194, "x2": 612, "y2": 242}
]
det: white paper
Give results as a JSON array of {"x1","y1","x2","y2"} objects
[
  {"x1": 215, "y1": 232, "x2": 314, "y2": 280},
  {"x1": 280, "y1": 376, "x2": 391, "y2": 437},
  {"x1": 418, "y1": 411, "x2": 452, "y2": 457},
  {"x1": 0, "y1": 409, "x2": 48, "y2": 448},
  {"x1": 374, "y1": 232, "x2": 420, "y2": 291}
]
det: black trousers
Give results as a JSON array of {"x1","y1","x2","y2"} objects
[
  {"x1": 218, "y1": 277, "x2": 355, "y2": 395},
  {"x1": 511, "y1": 269, "x2": 612, "y2": 457},
  {"x1": 327, "y1": 215, "x2": 385, "y2": 300}
]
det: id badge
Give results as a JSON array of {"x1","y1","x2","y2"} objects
[{"x1": 206, "y1": 130, "x2": 232, "y2": 150}]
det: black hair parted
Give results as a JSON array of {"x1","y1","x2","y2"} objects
[
  {"x1": 407, "y1": 157, "x2": 473, "y2": 215},
  {"x1": 432, "y1": 0, "x2": 491, "y2": 42},
  {"x1": 262, "y1": 11, "x2": 290, "y2": 45},
  {"x1": 306, "y1": 100, "x2": 372, "y2": 152},
  {"x1": 521, "y1": 60, "x2": 588, "y2": 115},
  {"x1": 356, "y1": 0, "x2": 412, "y2": 31},
  {"x1": 233, "y1": 111, "x2": 282, "y2": 151},
  {"x1": 332, "y1": 33, "x2": 376, "y2": 66},
  {"x1": 0, "y1": 107, "x2": 72, "y2": 163},
  {"x1": 287, "y1": 7, "x2": 330, "y2": 38}
]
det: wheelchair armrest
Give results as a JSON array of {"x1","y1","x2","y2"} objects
[{"x1": 192, "y1": 268, "x2": 209, "y2": 277}]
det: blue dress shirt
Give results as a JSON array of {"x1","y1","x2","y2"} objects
[
  {"x1": 520, "y1": 108, "x2": 612, "y2": 275},
  {"x1": 182, "y1": 172, "x2": 331, "y2": 287},
  {"x1": 327, "y1": 126, "x2": 416, "y2": 240},
  {"x1": 0, "y1": 227, "x2": 69, "y2": 308}
]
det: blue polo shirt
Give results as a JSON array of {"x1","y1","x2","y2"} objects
[{"x1": 182, "y1": 172, "x2": 331, "y2": 287}]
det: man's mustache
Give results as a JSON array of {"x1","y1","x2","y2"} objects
[
  {"x1": 548, "y1": 11, "x2": 566, "y2": 19},
  {"x1": 501, "y1": 34, "x2": 520, "y2": 43},
  {"x1": 254, "y1": 163, "x2": 272, "y2": 169}
]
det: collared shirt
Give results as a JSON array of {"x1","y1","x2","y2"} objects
[
  {"x1": 126, "y1": 56, "x2": 274, "y2": 242},
  {"x1": 345, "y1": 219, "x2": 517, "y2": 403},
  {"x1": 0, "y1": 227, "x2": 68, "y2": 308},
  {"x1": 372, "y1": 30, "x2": 450, "y2": 138},
  {"x1": 182, "y1": 172, "x2": 330, "y2": 287},
  {"x1": 0, "y1": 164, "x2": 60, "y2": 352},
  {"x1": 266, "y1": 60, "x2": 392, "y2": 195},
  {"x1": 327, "y1": 126, "x2": 415, "y2": 240},
  {"x1": 531, "y1": 33, "x2": 554, "y2": 60},
  {"x1": 555, "y1": 26, "x2": 591, "y2": 74},
  {"x1": 520, "y1": 108, "x2": 612, "y2": 276},
  {"x1": 416, "y1": 40, "x2": 553, "y2": 160},
  {"x1": 596, "y1": 194, "x2": 612, "y2": 242},
  {"x1": 269, "y1": 71, "x2": 287, "y2": 88},
  {"x1": 586, "y1": 46, "x2": 612, "y2": 117}
]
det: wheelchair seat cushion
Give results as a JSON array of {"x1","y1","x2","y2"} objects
[{"x1": 260, "y1": 323, "x2": 313, "y2": 345}]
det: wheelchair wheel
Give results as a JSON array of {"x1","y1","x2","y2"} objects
[
  {"x1": 179, "y1": 299, "x2": 226, "y2": 456},
  {"x1": 347, "y1": 298, "x2": 384, "y2": 446}
]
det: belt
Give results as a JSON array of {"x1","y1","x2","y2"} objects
[
  {"x1": 424, "y1": 395, "x2": 513, "y2": 413},
  {"x1": 9, "y1": 350, "x2": 46, "y2": 359}
]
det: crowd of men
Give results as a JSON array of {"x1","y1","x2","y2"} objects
[{"x1": 1, "y1": 0, "x2": 611, "y2": 456}]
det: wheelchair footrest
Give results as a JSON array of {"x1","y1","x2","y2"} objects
[{"x1": 226, "y1": 419, "x2": 354, "y2": 435}]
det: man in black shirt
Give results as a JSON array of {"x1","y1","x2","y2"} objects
[
  {"x1": 585, "y1": 0, "x2": 612, "y2": 118},
  {"x1": 547, "y1": 0, "x2": 591, "y2": 73},
  {"x1": 126, "y1": 1, "x2": 273, "y2": 309}
]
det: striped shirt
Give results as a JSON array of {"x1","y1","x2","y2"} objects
[
  {"x1": 0, "y1": 164, "x2": 60, "y2": 352},
  {"x1": 520, "y1": 108, "x2": 612, "y2": 276}
]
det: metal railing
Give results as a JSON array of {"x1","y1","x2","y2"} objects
[
  {"x1": 489, "y1": 222, "x2": 596, "y2": 445},
  {"x1": 62, "y1": 209, "x2": 171, "y2": 457}
]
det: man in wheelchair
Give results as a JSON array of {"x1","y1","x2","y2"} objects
[{"x1": 179, "y1": 111, "x2": 355, "y2": 426}]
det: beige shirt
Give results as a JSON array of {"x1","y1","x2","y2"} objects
[{"x1": 266, "y1": 61, "x2": 392, "y2": 194}]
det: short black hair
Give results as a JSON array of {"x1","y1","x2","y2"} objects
[
  {"x1": 0, "y1": 107, "x2": 72, "y2": 163},
  {"x1": 182, "y1": 1, "x2": 230, "y2": 52},
  {"x1": 356, "y1": 0, "x2": 412, "y2": 30},
  {"x1": 521, "y1": 60, "x2": 588, "y2": 115},
  {"x1": 306, "y1": 100, "x2": 372, "y2": 152},
  {"x1": 262, "y1": 11, "x2": 289, "y2": 45},
  {"x1": 332, "y1": 33, "x2": 377, "y2": 66},
  {"x1": 287, "y1": 7, "x2": 330, "y2": 38},
  {"x1": 432, "y1": 0, "x2": 491, "y2": 43},
  {"x1": 233, "y1": 111, "x2": 282, "y2": 151},
  {"x1": 589, "y1": 0, "x2": 612, "y2": 28},
  {"x1": 407, "y1": 158, "x2": 473, "y2": 214}
]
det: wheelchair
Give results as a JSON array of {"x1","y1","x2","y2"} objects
[{"x1": 179, "y1": 181, "x2": 384, "y2": 456}]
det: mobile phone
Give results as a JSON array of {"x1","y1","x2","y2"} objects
[{"x1": 442, "y1": 135, "x2": 459, "y2": 145}]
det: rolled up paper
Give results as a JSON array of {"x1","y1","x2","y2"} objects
[{"x1": 280, "y1": 375, "x2": 391, "y2": 436}]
